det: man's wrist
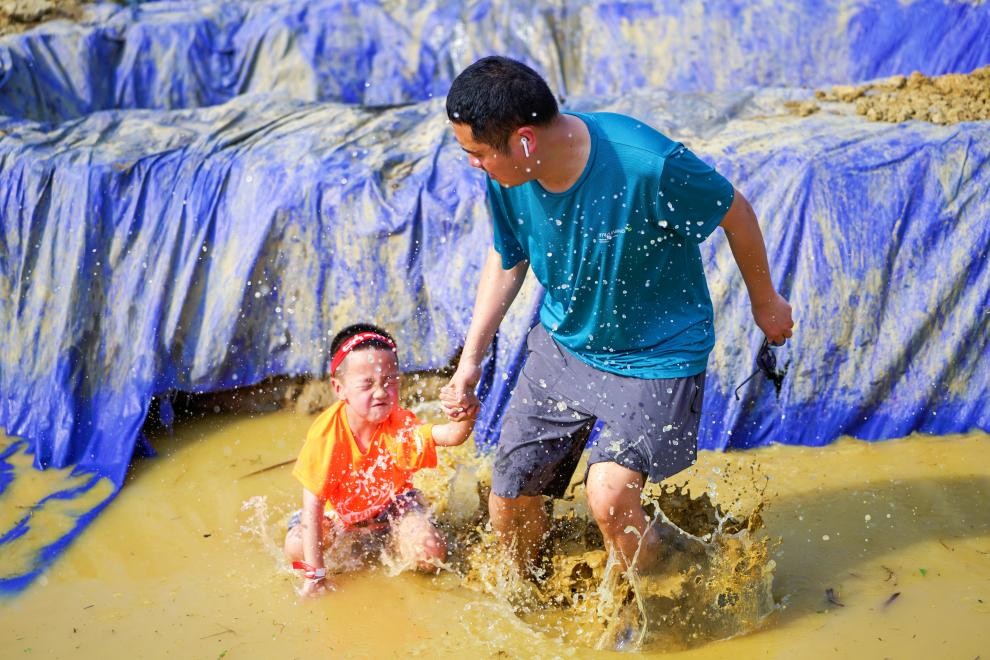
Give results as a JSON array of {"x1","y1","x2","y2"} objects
[
  {"x1": 750, "y1": 289, "x2": 780, "y2": 308},
  {"x1": 454, "y1": 363, "x2": 482, "y2": 386}
]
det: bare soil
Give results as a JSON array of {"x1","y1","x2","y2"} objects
[
  {"x1": 814, "y1": 65, "x2": 990, "y2": 124},
  {"x1": 0, "y1": 0, "x2": 85, "y2": 37}
]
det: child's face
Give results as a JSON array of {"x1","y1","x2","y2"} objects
[{"x1": 332, "y1": 348, "x2": 400, "y2": 425}]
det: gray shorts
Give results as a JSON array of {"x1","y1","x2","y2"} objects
[{"x1": 492, "y1": 325, "x2": 705, "y2": 499}]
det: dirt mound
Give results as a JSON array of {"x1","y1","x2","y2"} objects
[
  {"x1": 0, "y1": 0, "x2": 86, "y2": 36},
  {"x1": 816, "y1": 66, "x2": 990, "y2": 124}
]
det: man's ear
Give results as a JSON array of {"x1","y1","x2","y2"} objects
[
  {"x1": 331, "y1": 375, "x2": 345, "y2": 401},
  {"x1": 515, "y1": 126, "x2": 536, "y2": 153}
]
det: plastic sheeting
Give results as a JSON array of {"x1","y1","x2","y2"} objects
[
  {"x1": 2, "y1": 0, "x2": 989, "y2": 122},
  {"x1": 1, "y1": 94, "x2": 488, "y2": 481},
  {"x1": 2, "y1": 0, "x2": 989, "y2": 592}
]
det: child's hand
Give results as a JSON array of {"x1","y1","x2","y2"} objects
[
  {"x1": 440, "y1": 364, "x2": 481, "y2": 421},
  {"x1": 440, "y1": 382, "x2": 479, "y2": 421},
  {"x1": 300, "y1": 577, "x2": 333, "y2": 598}
]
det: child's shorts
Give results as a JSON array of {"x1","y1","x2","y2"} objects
[
  {"x1": 492, "y1": 324, "x2": 705, "y2": 499},
  {"x1": 286, "y1": 489, "x2": 427, "y2": 532}
]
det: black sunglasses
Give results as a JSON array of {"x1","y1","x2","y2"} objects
[{"x1": 734, "y1": 338, "x2": 789, "y2": 400}]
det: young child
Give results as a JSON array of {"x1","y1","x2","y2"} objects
[{"x1": 284, "y1": 323, "x2": 474, "y2": 597}]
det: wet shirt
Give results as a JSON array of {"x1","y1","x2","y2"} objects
[
  {"x1": 292, "y1": 401, "x2": 436, "y2": 527},
  {"x1": 488, "y1": 111, "x2": 734, "y2": 378}
]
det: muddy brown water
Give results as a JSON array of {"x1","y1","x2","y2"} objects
[{"x1": 1, "y1": 404, "x2": 988, "y2": 658}]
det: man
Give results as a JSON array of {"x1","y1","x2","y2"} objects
[{"x1": 440, "y1": 56, "x2": 793, "y2": 576}]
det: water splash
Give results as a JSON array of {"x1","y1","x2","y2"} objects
[
  {"x1": 429, "y1": 445, "x2": 779, "y2": 652},
  {"x1": 240, "y1": 440, "x2": 778, "y2": 651}
]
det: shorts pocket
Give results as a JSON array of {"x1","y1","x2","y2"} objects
[
  {"x1": 519, "y1": 325, "x2": 565, "y2": 390},
  {"x1": 690, "y1": 377, "x2": 706, "y2": 414}
]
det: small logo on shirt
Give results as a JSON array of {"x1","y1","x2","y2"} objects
[{"x1": 595, "y1": 224, "x2": 633, "y2": 243}]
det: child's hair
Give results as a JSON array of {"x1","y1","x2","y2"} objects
[{"x1": 329, "y1": 323, "x2": 396, "y2": 375}]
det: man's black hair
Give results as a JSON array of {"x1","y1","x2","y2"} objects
[
  {"x1": 329, "y1": 323, "x2": 396, "y2": 373},
  {"x1": 446, "y1": 55, "x2": 559, "y2": 153}
]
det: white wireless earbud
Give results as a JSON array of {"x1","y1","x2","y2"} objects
[{"x1": 520, "y1": 137, "x2": 530, "y2": 158}]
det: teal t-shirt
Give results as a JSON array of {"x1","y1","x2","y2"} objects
[{"x1": 487, "y1": 111, "x2": 734, "y2": 378}]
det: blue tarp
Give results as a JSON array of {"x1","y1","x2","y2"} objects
[
  {"x1": 3, "y1": 0, "x2": 989, "y2": 122},
  {"x1": 1, "y1": 93, "x2": 489, "y2": 480},
  {"x1": 1, "y1": 0, "x2": 989, "y2": 592}
]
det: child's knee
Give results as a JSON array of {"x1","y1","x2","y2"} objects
[
  {"x1": 413, "y1": 532, "x2": 447, "y2": 571},
  {"x1": 395, "y1": 515, "x2": 447, "y2": 568},
  {"x1": 421, "y1": 530, "x2": 447, "y2": 562}
]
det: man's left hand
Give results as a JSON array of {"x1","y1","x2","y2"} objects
[{"x1": 752, "y1": 292, "x2": 794, "y2": 345}]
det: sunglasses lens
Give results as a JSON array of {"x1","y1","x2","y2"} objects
[
  {"x1": 757, "y1": 344, "x2": 777, "y2": 373},
  {"x1": 761, "y1": 342, "x2": 787, "y2": 393},
  {"x1": 735, "y1": 339, "x2": 789, "y2": 400}
]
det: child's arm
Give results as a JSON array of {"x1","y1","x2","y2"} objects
[
  {"x1": 431, "y1": 417, "x2": 475, "y2": 447},
  {"x1": 299, "y1": 488, "x2": 331, "y2": 596}
]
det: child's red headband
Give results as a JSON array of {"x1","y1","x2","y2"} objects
[{"x1": 330, "y1": 332, "x2": 395, "y2": 375}]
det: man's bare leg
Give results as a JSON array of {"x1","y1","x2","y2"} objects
[
  {"x1": 585, "y1": 462, "x2": 661, "y2": 573},
  {"x1": 489, "y1": 492, "x2": 550, "y2": 574}
]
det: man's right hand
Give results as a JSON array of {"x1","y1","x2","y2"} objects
[{"x1": 440, "y1": 364, "x2": 482, "y2": 421}]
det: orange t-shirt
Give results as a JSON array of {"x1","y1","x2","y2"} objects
[{"x1": 291, "y1": 401, "x2": 436, "y2": 527}]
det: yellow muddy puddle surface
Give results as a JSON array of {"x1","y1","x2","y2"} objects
[{"x1": 1, "y1": 405, "x2": 988, "y2": 659}]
